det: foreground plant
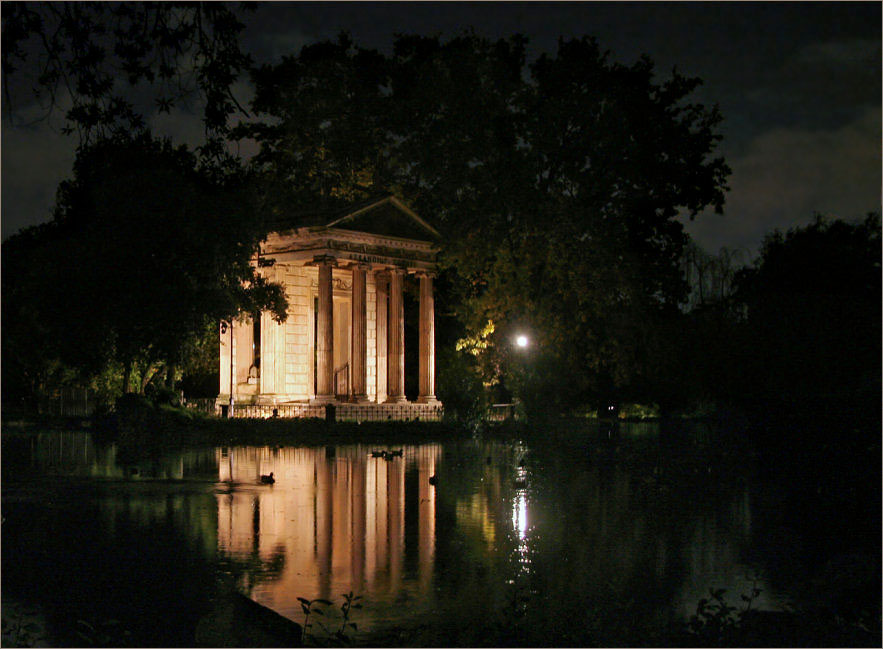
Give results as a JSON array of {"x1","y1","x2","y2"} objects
[{"x1": 298, "y1": 592, "x2": 362, "y2": 646}]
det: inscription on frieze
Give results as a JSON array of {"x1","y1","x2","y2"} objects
[
  {"x1": 310, "y1": 278, "x2": 353, "y2": 290},
  {"x1": 326, "y1": 240, "x2": 434, "y2": 263}
]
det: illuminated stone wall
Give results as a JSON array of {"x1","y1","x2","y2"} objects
[
  {"x1": 218, "y1": 198, "x2": 439, "y2": 406},
  {"x1": 281, "y1": 264, "x2": 314, "y2": 400},
  {"x1": 236, "y1": 263, "x2": 380, "y2": 403}
]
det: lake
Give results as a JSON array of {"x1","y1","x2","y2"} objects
[{"x1": 1, "y1": 422, "x2": 878, "y2": 645}]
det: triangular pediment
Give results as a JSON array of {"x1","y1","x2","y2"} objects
[{"x1": 322, "y1": 195, "x2": 439, "y2": 241}]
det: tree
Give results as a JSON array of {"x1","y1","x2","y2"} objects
[
  {"x1": 732, "y1": 214, "x2": 881, "y2": 424},
  {"x1": 240, "y1": 33, "x2": 730, "y2": 413},
  {"x1": 3, "y1": 134, "x2": 287, "y2": 403},
  {"x1": 240, "y1": 33, "x2": 394, "y2": 220},
  {"x1": 2, "y1": 222, "x2": 80, "y2": 411},
  {"x1": 2, "y1": 2, "x2": 253, "y2": 153},
  {"x1": 681, "y1": 241, "x2": 746, "y2": 311}
]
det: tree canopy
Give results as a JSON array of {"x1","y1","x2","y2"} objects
[
  {"x1": 732, "y1": 214, "x2": 881, "y2": 419},
  {"x1": 2, "y1": 2, "x2": 253, "y2": 153},
  {"x1": 2, "y1": 135, "x2": 286, "y2": 401},
  {"x1": 237, "y1": 33, "x2": 731, "y2": 411}
]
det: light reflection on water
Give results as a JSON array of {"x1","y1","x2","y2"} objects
[
  {"x1": 3, "y1": 429, "x2": 787, "y2": 640},
  {"x1": 212, "y1": 445, "x2": 441, "y2": 629}
]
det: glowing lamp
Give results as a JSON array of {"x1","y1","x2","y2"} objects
[{"x1": 516, "y1": 335, "x2": 529, "y2": 348}]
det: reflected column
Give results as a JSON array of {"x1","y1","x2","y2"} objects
[
  {"x1": 351, "y1": 453, "x2": 366, "y2": 588},
  {"x1": 316, "y1": 450, "x2": 333, "y2": 597},
  {"x1": 417, "y1": 446, "x2": 438, "y2": 592},
  {"x1": 366, "y1": 456, "x2": 389, "y2": 588},
  {"x1": 387, "y1": 453, "x2": 405, "y2": 591}
]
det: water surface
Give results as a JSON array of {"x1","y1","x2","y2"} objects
[{"x1": 1, "y1": 426, "x2": 820, "y2": 645}]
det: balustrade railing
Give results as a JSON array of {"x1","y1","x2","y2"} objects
[
  {"x1": 45, "y1": 387, "x2": 94, "y2": 417},
  {"x1": 183, "y1": 398, "x2": 219, "y2": 416},
  {"x1": 223, "y1": 401, "x2": 443, "y2": 422},
  {"x1": 486, "y1": 403, "x2": 517, "y2": 421}
]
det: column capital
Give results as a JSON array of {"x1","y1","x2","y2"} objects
[
  {"x1": 310, "y1": 254, "x2": 337, "y2": 267},
  {"x1": 412, "y1": 269, "x2": 438, "y2": 279}
]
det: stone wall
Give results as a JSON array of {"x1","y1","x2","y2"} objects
[
  {"x1": 224, "y1": 263, "x2": 400, "y2": 405},
  {"x1": 282, "y1": 264, "x2": 314, "y2": 399}
]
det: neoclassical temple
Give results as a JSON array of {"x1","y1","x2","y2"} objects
[{"x1": 219, "y1": 195, "x2": 441, "y2": 417}]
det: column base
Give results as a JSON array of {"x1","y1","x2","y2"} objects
[
  {"x1": 416, "y1": 395, "x2": 441, "y2": 405},
  {"x1": 384, "y1": 395, "x2": 408, "y2": 404},
  {"x1": 350, "y1": 394, "x2": 371, "y2": 404},
  {"x1": 310, "y1": 395, "x2": 336, "y2": 405}
]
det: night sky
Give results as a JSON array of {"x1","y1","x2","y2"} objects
[{"x1": 2, "y1": 2, "x2": 880, "y2": 255}]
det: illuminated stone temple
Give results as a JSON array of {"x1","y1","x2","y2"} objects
[{"x1": 218, "y1": 195, "x2": 442, "y2": 419}]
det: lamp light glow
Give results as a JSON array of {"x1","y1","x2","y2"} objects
[{"x1": 516, "y1": 335, "x2": 529, "y2": 348}]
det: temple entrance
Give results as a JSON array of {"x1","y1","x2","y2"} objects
[{"x1": 311, "y1": 295, "x2": 352, "y2": 399}]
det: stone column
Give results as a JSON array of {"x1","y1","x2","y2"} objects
[
  {"x1": 314, "y1": 256, "x2": 335, "y2": 403},
  {"x1": 350, "y1": 263, "x2": 369, "y2": 402},
  {"x1": 375, "y1": 272, "x2": 388, "y2": 404},
  {"x1": 417, "y1": 272, "x2": 439, "y2": 404},
  {"x1": 385, "y1": 268, "x2": 407, "y2": 403}
]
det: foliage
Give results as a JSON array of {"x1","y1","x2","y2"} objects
[
  {"x1": 436, "y1": 307, "x2": 493, "y2": 424},
  {"x1": 1, "y1": 222, "x2": 83, "y2": 411},
  {"x1": 2, "y1": 134, "x2": 287, "y2": 404},
  {"x1": 681, "y1": 241, "x2": 746, "y2": 311},
  {"x1": 239, "y1": 33, "x2": 394, "y2": 220},
  {"x1": 732, "y1": 214, "x2": 881, "y2": 424},
  {"x1": 2, "y1": 2, "x2": 254, "y2": 150},
  {"x1": 239, "y1": 33, "x2": 730, "y2": 415},
  {"x1": 74, "y1": 618, "x2": 133, "y2": 647},
  {"x1": 436, "y1": 343, "x2": 488, "y2": 426},
  {"x1": 297, "y1": 592, "x2": 362, "y2": 646},
  {"x1": 1, "y1": 602, "x2": 45, "y2": 648},
  {"x1": 336, "y1": 591, "x2": 362, "y2": 643},
  {"x1": 686, "y1": 586, "x2": 761, "y2": 646}
]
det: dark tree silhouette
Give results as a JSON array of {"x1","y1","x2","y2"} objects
[
  {"x1": 733, "y1": 213, "x2": 881, "y2": 426},
  {"x1": 3, "y1": 134, "x2": 287, "y2": 402}
]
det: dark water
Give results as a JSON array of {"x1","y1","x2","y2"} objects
[{"x1": 1, "y1": 424, "x2": 877, "y2": 645}]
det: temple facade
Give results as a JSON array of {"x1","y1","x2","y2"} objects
[{"x1": 218, "y1": 195, "x2": 441, "y2": 416}]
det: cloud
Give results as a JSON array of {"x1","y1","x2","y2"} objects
[
  {"x1": 684, "y1": 105, "x2": 881, "y2": 255},
  {"x1": 258, "y1": 29, "x2": 316, "y2": 60},
  {"x1": 792, "y1": 37, "x2": 881, "y2": 66},
  {"x1": 1, "y1": 98, "x2": 77, "y2": 239},
  {"x1": 743, "y1": 37, "x2": 881, "y2": 135}
]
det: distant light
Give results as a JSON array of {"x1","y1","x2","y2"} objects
[{"x1": 516, "y1": 335, "x2": 529, "y2": 348}]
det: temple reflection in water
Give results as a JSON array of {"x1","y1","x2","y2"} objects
[
  {"x1": 7, "y1": 431, "x2": 785, "y2": 640},
  {"x1": 215, "y1": 445, "x2": 440, "y2": 623}
]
